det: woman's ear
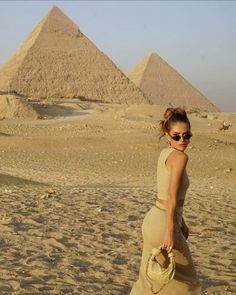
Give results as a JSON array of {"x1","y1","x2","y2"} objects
[
  {"x1": 165, "y1": 132, "x2": 170, "y2": 140},
  {"x1": 165, "y1": 132, "x2": 171, "y2": 146}
]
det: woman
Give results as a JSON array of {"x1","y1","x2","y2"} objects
[{"x1": 129, "y1": 107, "x2": 203, "y2": 295}]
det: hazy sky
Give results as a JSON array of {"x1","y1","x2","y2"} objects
[{"x1": 0, "y1": 1, "x2": 235, "y2": 112}]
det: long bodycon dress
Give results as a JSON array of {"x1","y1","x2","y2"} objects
[{"x1": 129, "y1": 146, "x2": 203, "y2": 295}]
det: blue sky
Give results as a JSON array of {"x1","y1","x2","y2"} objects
[{"x1": 0, "y1": 1, "x2": 235, "y2": 112}]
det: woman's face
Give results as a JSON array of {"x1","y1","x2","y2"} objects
[{"x1": 165, "y1": 122, "x2": 191, "y2": 152}]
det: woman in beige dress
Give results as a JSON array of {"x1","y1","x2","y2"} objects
[{"x1": 129, "y1": 107, "x2": 203, "y2": 295}]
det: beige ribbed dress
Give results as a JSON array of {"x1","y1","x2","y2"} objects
[{"x1": 129, "y1": 146, "x2": 203, "y2": 295}]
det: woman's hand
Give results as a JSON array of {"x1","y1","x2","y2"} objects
[
  {"x1": 162, "y1": 229, "x2": 174, "y2": 253},
  {"x1": 181, "y1": 218, "x2": 189, "y2": 240}
]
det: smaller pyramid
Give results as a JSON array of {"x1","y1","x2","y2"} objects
[
  {"x1": 0, "y1": 95, "x2": 38, "y2": 119},
  {"x1": 128, "y1": 53, "x2": 219, "y2": 112}
]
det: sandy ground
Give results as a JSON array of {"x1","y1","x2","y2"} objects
[{"x1": 0, "y1": 101, "x2": 235, "y2": 295}]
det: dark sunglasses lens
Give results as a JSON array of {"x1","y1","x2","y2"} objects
[
  {"x1": 171, "y1": 135, "x2": 181, "y2": 141},
  {"x1": 183, "y1": 134, "x2": 192, "y2": 140}
]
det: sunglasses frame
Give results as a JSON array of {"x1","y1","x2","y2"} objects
[{"x1": 169, "y1": 132, "x2": 192, "y2": 141}]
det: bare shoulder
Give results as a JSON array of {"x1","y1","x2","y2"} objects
[
  {"x1": 170, "y1": 149, "x2": 188, "y2": 160},
  {"x1": 167, "y1": 149, "x2": 188, "y2": 170},
  {"x1": 169, "y1": 149, "x2": 188, "y2": 162}
]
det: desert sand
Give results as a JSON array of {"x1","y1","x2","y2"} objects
[{"x1": 0, "y1": 100, "x2": 235, "y2": 294}]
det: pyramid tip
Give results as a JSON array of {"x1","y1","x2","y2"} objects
[
  {"x1": 144, "y1": 52, "x2": 159, "y2": 61},
  {"x1": 47, "y1": 5, "x2": 64, "y2": 17},
  {"x1": 41, "y1": 5, "x2": 79, "y2": 35},
  {"x1": 49, "y1": 5, "x2": 61, "y2": 11},
  {"x1": 147, "y1": 52, "x2": 156, "y2": 57}
]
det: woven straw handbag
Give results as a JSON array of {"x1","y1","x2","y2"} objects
[{"x1": 146, "y1": 246, "x2": 175, "y2": 294}]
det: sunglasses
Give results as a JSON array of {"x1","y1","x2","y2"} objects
[{"x1": 169, "y1": 132, "x2": 192, "y2": 141}]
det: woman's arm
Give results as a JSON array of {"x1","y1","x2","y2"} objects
[{"x1": 162, "y1": 151, "x2": 188, "y2": 252}]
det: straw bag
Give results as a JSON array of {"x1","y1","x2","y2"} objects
[{"x1": 146, "y1": 246, "x2": 175, "y2": 294}]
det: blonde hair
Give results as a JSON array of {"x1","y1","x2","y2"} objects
[{"x1": 158, "y1": 107, "x2": 191, "y2": 141}]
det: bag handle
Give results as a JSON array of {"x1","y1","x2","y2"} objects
[{"x1": 151, "y1": 246, "x2": 175, "y2": 259}]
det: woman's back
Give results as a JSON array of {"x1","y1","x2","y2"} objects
[{"x1": 157, "y1": 146, "x2": 190, "y2": 201}]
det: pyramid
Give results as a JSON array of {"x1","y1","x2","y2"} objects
[
  {"x1": 128, "y1": 53, "x2": 219, "y2": 112},
  {"x1": 0, "y1": 6, "x2": 148, "y2": 104}
]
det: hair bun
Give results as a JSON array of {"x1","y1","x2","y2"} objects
[{"x1": 164, "y1": 107, "x2": 186, "y2": 121}]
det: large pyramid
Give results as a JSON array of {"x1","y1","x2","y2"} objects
[
  {"x1": 128, "y1": 53, "x2": 219, "y2": 112},
  {"x1": 0, "y1": 6, "x2": 148, "y2": 104}
]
